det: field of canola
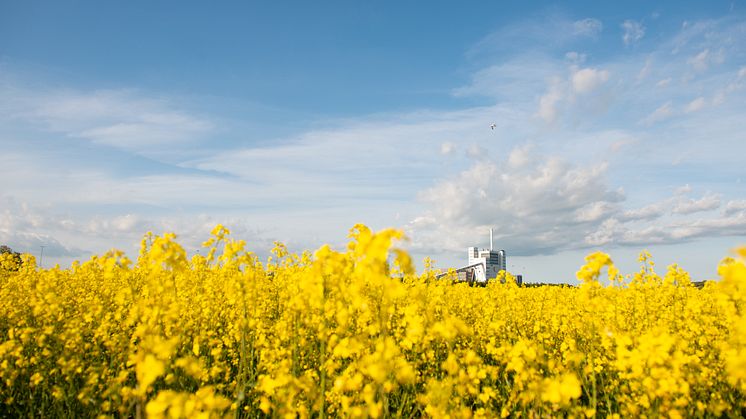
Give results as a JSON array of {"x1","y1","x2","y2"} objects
[{"x1": 1, "y1": 224, "x2": 745, "y2": 418}]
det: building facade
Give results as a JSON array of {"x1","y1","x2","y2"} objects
[{"x1": 467, "y1": 246, "x2": 506, "y2": 282}]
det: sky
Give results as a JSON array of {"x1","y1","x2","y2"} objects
[{"x1": 1, "y1": 1, "x2": 745, "y2": 282}]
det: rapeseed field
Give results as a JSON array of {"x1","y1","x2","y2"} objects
[{"x1": 1, "y1": 224, "x2": 745, "y2": 417}]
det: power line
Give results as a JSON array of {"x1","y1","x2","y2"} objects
[{"x1": 39, "y1": 245, "x2": 46, "y2": 269}]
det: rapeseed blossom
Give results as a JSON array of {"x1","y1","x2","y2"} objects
[{"x1": 0, "y1": 226, "x2": 745, "y2": 417}]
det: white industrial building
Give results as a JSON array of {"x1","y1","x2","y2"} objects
[{"x1": 437, "y1": 229, "x2": 514, "y2": 284}]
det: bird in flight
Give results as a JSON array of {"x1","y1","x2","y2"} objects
[{"x1": 490, "y1": 123, "x2": 496, "y2": 130}]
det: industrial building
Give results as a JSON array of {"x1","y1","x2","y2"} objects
[{"x1": 437, "y1": 229, "x2": 521, "y2": 285}]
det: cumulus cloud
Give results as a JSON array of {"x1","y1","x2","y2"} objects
[
  {"x1": 507, "y1": 145, "x2": 532, "y2": 168},
  {"x1": 583, "y1": 218, "x2": 623, "y2": 246},
  {"x1": 620, "y1": 204, "x2": 665, "y2": 221},
  {"x1": 575, "y1": 201, "x2": 616, "y2": 222},
  {"x1": 535, "y1": 65, "x2": 610, "y2": 124},
  {"x1": 571, "y1": 68, "x2": 610, "y2": 94},
  {"x1": 672, "y1": 192, "x2": 721, "y2": 214},
  {"x1": 621, "y1": 20, "x2": 645, "y2": 45},
  {"x1": 409, "y1": 149, "x2": 744, "y2": 257},
  {"x1": 408, "y1": 149, "x2": 624, "y2": 255}
]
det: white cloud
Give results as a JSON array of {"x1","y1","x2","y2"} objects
[
  {"x1": 583, "y1": 211, "x2": 746, "y2": 248},
  {"x1": 533, "y1": 65, "x2": 611, "y2": 124},
  {"x1": 621, "y1": 188, "x2": 721, "y2": 220},
  {"x1": 440, "y1": 142, "x2": 456, "y2": 155},
  {"x1": 575, "y1": 201, "x2": 616, "y2": 222},
  {"x1": 622, "y1": 20, "x2": 645, "y2": 45},
  {"x1": 713, "y1": 91, "x2": 729, "y2": 106},
  {"x1": 408, "y1": 149, "x2": 623, "y2": 255},
  {"x1": 537, "y1": 77, "x2": 564, "y2": 123},
  {"x1": 672, "y1": 192, "x2": 721, "y2": 214},
  {"x1": 663, "y1": 215, "x2": 746, "y2": 240},
  {"x1": 192, "y1": 105, "x2": 508, "y2": 193},
  {"x1": 685, "y1": 97, "x2": 707, "y2": 113},
  {"x1": 1, "y1": 86, "x2": 213, "y2": 157},
  {"x1": 573, "y1": 18, "x2": 603, "y2": 37},
  {"x1": 621, "y1": 204, "x2": 665, "y2": 221},
  {"x1": 725, "y1": 200, "x2": 746, "y2": 215},
  {"x1": 687, "y1": 48, "x2": 725, "y2": 73},
  {"x1": 641, "y1": 101, "x2": 674, "y2": 125},
  {"x1": 507, "y1": 145, "x2": 532, "y2": 168},
  {"x1": 675, "y1": 184, "x2": 693, "y2": 195},
  {"x1": 669, "y1": 19, "x2": 733, "y2": 56},
  {"x1": 0, "y1": 198, "x2": 88, "y2": 257},
  {"x1": 583, "y1": 218, "x2": 622, "y2": 246},
  {"x1": 452, "y1": 54, "x2": 560, "y2": 99},
  {"x1": 689, "y1": 49, "x2": 711, "y2": 72},
  {"x1": 0, "y1": 196, "x2": 279, "y2": 263},
  {"x1": 637, "y1": 56, "x2": 653, "y2": 80},
  {"x1": 466, "y1": 14, "x2": 609, "y2": 60},
  {"x1": 410, "y1": 144, "x2": 744, "y2": 256},
  {"x1": 609, "y1": 135, "x2": 639, "y2": 152},
  {"x1": 656, "y1": 78, "x2": 672, "y2": 88},
  {"x1": 571, "y1": 67, "x2": 610, "y2": 94},
  {"x1": 0, "y1": 230, "x2": 84, "y2": 259}
]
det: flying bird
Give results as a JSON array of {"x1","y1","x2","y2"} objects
[{"x1": 490, "y1": 123, "x2": 496, "y2": 130}]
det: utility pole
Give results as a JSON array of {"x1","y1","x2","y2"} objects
[{"x1": 39, "y1": 245, "x2": 46, "y2": 269}]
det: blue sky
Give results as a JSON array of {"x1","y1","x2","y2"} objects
[{"x1": 1, "y1": 1, "x2": 745, "y2": 282}]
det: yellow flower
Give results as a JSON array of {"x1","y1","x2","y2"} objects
[
  {"x1": 136, "y1": 354, "x2": 165, "y2": 393},
  {"x1": 541, "y1": 373, "x2": 581, "y2": 406}
]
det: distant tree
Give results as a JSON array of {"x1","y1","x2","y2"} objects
[
  {"x1": 0, "y1": 245, "x2": 23, "y2": 271},
  {"x1": 522, "y1": 282, "x2": 576, "y2": 288}
]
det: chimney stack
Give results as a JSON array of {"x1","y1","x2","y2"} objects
[{"x1": 490, "y1": 228, "x2": 493, "y2": 251}]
